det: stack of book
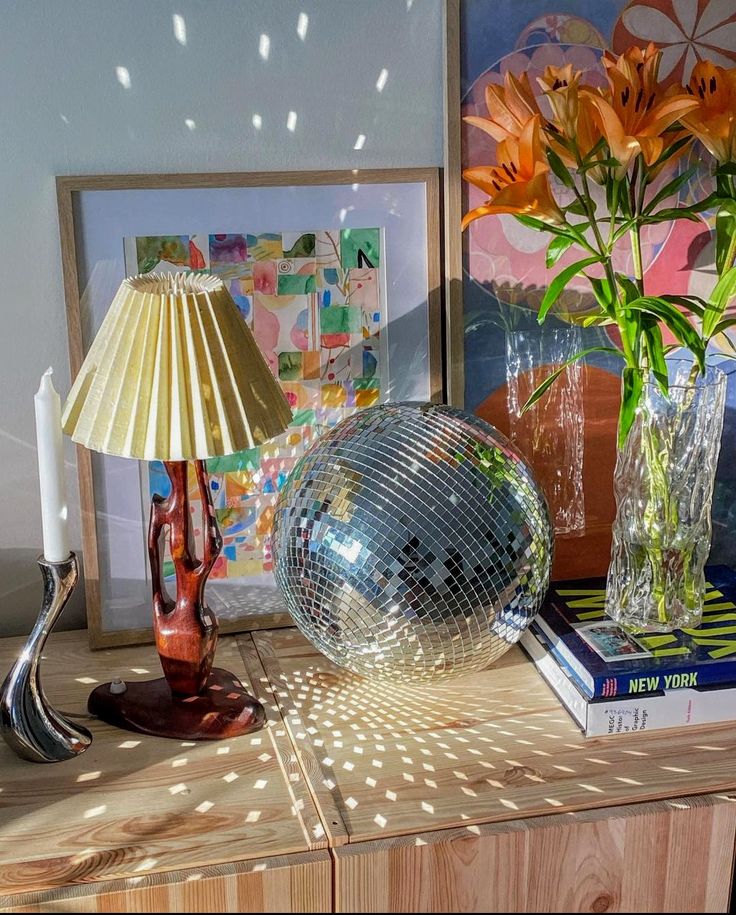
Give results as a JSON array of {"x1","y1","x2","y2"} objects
[{"x1": 520, "y1": 565, "x2": 736, "y2": 737}]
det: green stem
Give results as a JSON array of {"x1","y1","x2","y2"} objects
[
  {"x1": 630, "y1": 226, "x2": 644, "y2": 294},
  {"x1": 607, "y1": 180, "x2": 620, "y2": 251},
  {"x1": 722, "y1": 227, "x2": 736, "y2": 279},
  {"x1": 629, "y1": 162, "x2": 646, "y2": 298},
  {"x1": 573, "y1": 162, "x2": 638, "y2": 371}
]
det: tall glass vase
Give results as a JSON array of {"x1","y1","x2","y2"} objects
[{"x1": 606, "y1": 362, "x2": 727, "y2": 632}]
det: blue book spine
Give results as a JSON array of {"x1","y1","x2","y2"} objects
[
  {"x1": 589, "y1": 663, "x2": 736, "y2": 698},
  {"x1": 533, "y1": 613, "x2": 736, "y2": 699}
]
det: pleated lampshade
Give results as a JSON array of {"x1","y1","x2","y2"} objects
[{"x1": 62, "y1": 273, "x2": 292, "y2": 461}]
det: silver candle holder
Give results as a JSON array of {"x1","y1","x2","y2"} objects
[{"x1": 0, "y1": 552, "x2": 92, "y2": 762}]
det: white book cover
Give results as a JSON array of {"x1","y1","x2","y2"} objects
[{"x1": 520, "y1": 629, "x2": 736, "y2": 737}]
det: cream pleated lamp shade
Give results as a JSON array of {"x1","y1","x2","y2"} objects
[{"x1": 62, "y1": 273, "x2": 293, "y2": 461}]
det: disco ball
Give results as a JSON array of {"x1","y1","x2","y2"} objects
[{"x1": 272, "y1": 403, "x2": 553, "y2": 683}]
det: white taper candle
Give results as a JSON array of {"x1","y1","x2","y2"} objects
[{"x1": 34, "y1": 368, "x2": 70, "y2": 562}]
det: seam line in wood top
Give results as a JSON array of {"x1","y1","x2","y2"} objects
[
  {"x1": 248, "y1": 632, "x2": 351, "y2": 848},
  {"x1": 243, "y1": 630, "x2": 736, "y2": 847},
  {"x1": 236, "y1": 634, "x2": 328, "y2": 853}
]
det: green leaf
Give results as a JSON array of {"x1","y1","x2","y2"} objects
[
  {"x1": 513, "y1": 214, "x2": 546, "y2": 231},
  {"x1": 711, "y1": 318, "x2": 736, "y2": 354},
  {"x1": 565, "y1": 200, "x2": 588, "y2": 216},
  {"x1": 716, "y1": 208, "x2": 736, "y2": 275},
  {"x1": 546, "y1": 148, "x2": 575, "y2": 189},
  {"x1": 521, "y1": 346, "x2": 624, "y2": 413},
  {"x1": 611, "y1": 218, "x2": 638, "y2": 243},
  {"x1": 661, "y1": 294, "x2": 707, "y2": 320},
  {"x1": 644, "y1": 166, "x2": 697, "y2": 215},
  {"x1": 626, "y1": 296, "x2": 706, "y2": 371},
  {"x1": 586, "y1": 274, "x2": 615, "y2": 318},
  {"x1": 538, "y1": 255, "x2": 602, "y2": 323},
  {"x1": 545, "y1": 235, "x2": 575, "y2": 268},
  {"x1": 580, "y1": 136, "x2": 607, "y2": 164},
  {"x1": 717, "y1": 198, "x2": 736, "y2": 217},
  {"x1": 643, "y1": 208, "x2": 700, "y2": 224},
  {"x1": 713, "y1": 316, "x2": 736, "y2": 336},
  {"x1": 616, "y1": 274, "x2": 645, "y2": 361},
  {"x1": 651, "y1": 134, "x2": 692, "y2": 169},
  {"x1": 704, "y1": 265, "x2": 736, "y2": 339},
  {"x1": 513, "y1": 214, "x2": 582, "y2": 240},
  {"x1": 605, "y1": 175, "x2": 620, "y2": 216},
  {"x1": 578, "y1": 157, "x2": 618, "y2": 174},
  {"x1": 618, "y1": 186, "x2": 632, "y2": 219},
  {"x1": 580, "y1": 314, "x2": 616, "y2": 327},
  {"x1": 716, "y1": 163, "x2": 736, "y2": 176},
  {"x1": 616, "y1": 274, "x2": 641, "y2": 305},
  {"x1": 619, "y1": 367, "x2": 644, "y2": 448},
  {"x1": 642, "y1": 324, "x2": 668, "y2": 395},
  {"x1": 643, "y1": 194, "x2": 720, "y2": 225}
]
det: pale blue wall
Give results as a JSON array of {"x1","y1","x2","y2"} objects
[{"x1": 0, "y1": 0, "x2": 444, "y2": 633}]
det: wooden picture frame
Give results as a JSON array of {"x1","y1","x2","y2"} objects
[
  {"x1": 57, "y1": 168, "x2": 443, "y2": 648},
  {"x1": 443, "y1": 0, "x2": 464, "y2": 408}
]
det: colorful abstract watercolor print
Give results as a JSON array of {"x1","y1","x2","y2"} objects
[{"x1": 125, "y1": 229, "x2": 383, "y2": 584}]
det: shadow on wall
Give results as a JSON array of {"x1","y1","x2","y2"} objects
[{"x1": 0, "y1": 548, "x2": 87, "y2": 638}]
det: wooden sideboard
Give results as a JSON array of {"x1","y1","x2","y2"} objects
[{"x1": 1, "y1": 629, "x2": 735, "y2": 913}]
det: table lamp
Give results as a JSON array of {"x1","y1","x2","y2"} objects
[{"x1": 62, "y1": 273, "x2": 292, "y2": 740}]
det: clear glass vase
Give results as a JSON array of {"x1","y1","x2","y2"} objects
[{"x1": 606, "y1": 362, "x2": 727, "y2": 632}]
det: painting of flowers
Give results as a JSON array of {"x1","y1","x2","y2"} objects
[{"x1": 458, "y1": 0, "x2": 736, "y2": 578}]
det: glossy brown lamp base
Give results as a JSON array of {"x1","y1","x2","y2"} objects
[
  {"x1": 90, "y1": 459, "x2": 266, "y2": 742},
  {"x1": 88, "y1": 668, "x2": 266, "y2": 741}
]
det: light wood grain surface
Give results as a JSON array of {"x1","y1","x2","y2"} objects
[
  {"x1": 0, "y1": 850, "x2": 331, "y2": 913},
  {"x1": 333, "y1": 794, "x2": 736, "y2": 913},
  {"x1": 251, "y1": 628, "x2": 736, "y2": 846},
  {"x1": 0, "y1": 632, "x2": 324, "y2": 896}
]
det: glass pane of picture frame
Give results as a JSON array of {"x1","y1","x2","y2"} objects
[{"x1": 58, "y1": 170, "x2": 442, "y2": 647}]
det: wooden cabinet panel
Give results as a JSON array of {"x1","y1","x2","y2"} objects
[
  {"x1": 252, "y1": 629, "x2": 736, "y2": 848},
  {"x1": 0, "y1": 851, "x2": 331, "y2": 913},
  {"x1": 333, "y1": 795, "x2": 736, "y2": 913},
  {"x1": 0, "y1": 633, "x2": 324, "y2": 897}
]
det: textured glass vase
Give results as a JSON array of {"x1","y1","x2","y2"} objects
[{"x1": 606, "y1": 362, "x2": 727, "y2": 632}]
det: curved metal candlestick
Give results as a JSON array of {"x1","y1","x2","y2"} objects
[{"x1": 0, "y1": 553, "x2": 92, "y2": 762}]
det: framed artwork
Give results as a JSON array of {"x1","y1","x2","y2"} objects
[
  {"x1": 445, "y1": 0, "x2": 736, "y2": 580},
  {"x1": 57, "y1": 169, "x2": 442, "y2": 648}
]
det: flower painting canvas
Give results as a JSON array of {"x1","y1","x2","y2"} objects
[
  {"x1": 457, "y1": 0, "x2": 736, "y2": 579},
  {"x1": 123, "y1": 228, "x2": 384, "y2": 607}
]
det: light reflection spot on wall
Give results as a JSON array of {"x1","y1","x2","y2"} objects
[
  {"x1": 115, "y1": 66, "x2": 131, "y2": 89},
  {"x1": 173, "y1": 14, "x2": 187, "y2": 46}
]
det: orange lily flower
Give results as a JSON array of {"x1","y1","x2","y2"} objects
[
  {"x1": 537, "y1": 64, "x2": 605, "y2": 179},
  {"x1": 582, "y1": 43, "x2": 698, "y2": 175},
  {"x1": 462, "y1": 116, "x2": 563, "y2": 229},
  {"x1": 681, "y1": 61, "x2": 736, "y2": 164},
  {"x1": 537, "y1": 64, "x2": 581, "y2": 138},
  {"x1": 464, "y1": 70, "x2": 543, "y2": 143}
]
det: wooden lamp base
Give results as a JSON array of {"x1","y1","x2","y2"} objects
[
  {"x1": 88, "y1": 668, "x2": 265, "y2": 740},
  {"x1": 89, "y1": 459, "x2": 266, "y2": 741}
]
